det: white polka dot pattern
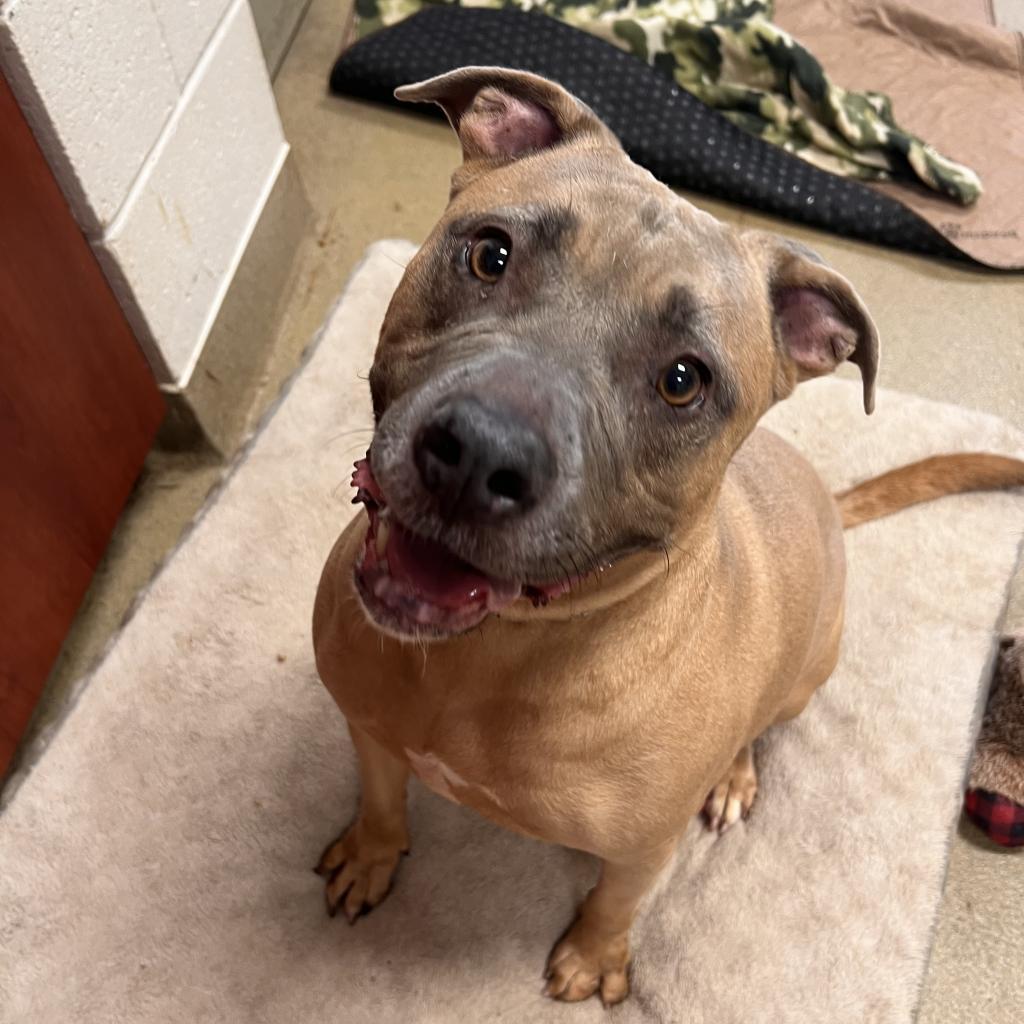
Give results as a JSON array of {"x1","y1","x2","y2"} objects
[{"x1": 330, "y1": 7, "x2": 972, "y2": 264}]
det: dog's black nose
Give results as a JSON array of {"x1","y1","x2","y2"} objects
[{"x1": 414, "y1": 396, "x2": 554, "y2": 523}]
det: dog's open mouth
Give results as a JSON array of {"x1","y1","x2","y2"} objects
[{"x1": 351, "y1": 457, "x2": 574, "y2": 637}]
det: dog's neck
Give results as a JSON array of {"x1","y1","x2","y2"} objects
[{"x1": 498, "y1": 509, "x2": 721, "y2": 624}]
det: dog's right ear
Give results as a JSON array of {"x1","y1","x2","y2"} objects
[{"x1": 395, "y1": 66, "x2": 619, "y2": 183}]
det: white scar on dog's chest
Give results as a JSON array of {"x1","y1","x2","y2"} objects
[{"x1": 404, "y1": 748, "x2": 503, "y2": 807}]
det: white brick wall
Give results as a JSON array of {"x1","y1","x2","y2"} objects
[
  {"x1": 0, "y1": 0, "x2": 182, "y2": 233},
  {"x1": 151, "y1": 0, "x2": 233, "y2": 84},
  {"x1": 0, "y1": 0, "x2": 289, "y2": 388}
]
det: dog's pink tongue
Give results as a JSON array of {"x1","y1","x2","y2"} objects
[{"x1": 386, "y1": 523, "x2": 521, "y2": 611}]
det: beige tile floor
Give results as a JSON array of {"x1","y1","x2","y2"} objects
[{"x1": 7, "y1": 0, "x2": 1022, "y2": 1017}]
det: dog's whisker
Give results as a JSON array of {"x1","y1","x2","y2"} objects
[
  {"x1": 659, "y1": 543, "x2": 672, "y2": 582},
  {"x1": 565, "y1": 549, "x2": 583, "y2": 587},
  {"x1": 576, "y1": 537, "x2": 605, "y2": 585},
  {"x1": 325, "y1": 427, "x2": 374, "y2": 446},
  {"x1": 334, "y1": 442, "x2": 377, "y2": 464},
  {"x1": 551, "y1": 554, "x2": 577, "y2": 614},
  {"x1": 664, "y1": 535, "x2": 687, "y2": 560}
]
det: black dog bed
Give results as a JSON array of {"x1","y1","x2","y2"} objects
[{"x1": 330, "y1": 7, "x2": 973, "y2": 265}]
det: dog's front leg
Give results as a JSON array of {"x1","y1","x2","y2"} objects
[
  {"x1": 314, "y1": 722, "x2": 410, "y2": 922},
  {"x1": 545, "y1": 838, "x2": 676, "y2": 1005}
]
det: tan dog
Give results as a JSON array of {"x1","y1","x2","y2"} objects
[{"x1": 312, "y1": 67, "x2": 1024, "y2": 1005}]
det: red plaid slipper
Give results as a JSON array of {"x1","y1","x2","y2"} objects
[{"x1": 964, "y1": 788, "x2": 1024, "y2": 847}]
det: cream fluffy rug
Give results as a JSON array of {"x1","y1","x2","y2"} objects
[{"x1": 2, "y1": 241, "x2": 1023, "y2": 1024}]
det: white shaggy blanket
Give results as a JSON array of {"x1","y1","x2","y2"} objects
[{"x1": 2, "y1": 241, "x2": 1022, "y2": 1024}]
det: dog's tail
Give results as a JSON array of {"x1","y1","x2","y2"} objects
[{"x1": 837, "y1": 453, "x2": 1024, "y2": 529}]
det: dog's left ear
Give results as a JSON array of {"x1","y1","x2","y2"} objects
[
  {"x1": 395, "y1": 66, "x2": 619, "y2": 171},
  {"x1": 747, "y1": 233, "x2": 880, "y2": 414}
]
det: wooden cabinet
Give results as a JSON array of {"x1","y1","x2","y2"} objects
[{"x1": 0, "y1": 72, "x2": 165, "y2": 776}]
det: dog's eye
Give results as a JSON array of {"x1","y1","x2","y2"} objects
[
  {"x1": 467, "y1": 233, "x2": 511, "y2": 283},
  {"x1": 657, "y1": 359, "x2": 706, "y2": 408}
]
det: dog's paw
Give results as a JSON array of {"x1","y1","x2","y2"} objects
[
  {"x1": 314, "y1": 823, "x2": 408, "y2": 923},
  {"x1": 543, "y1": 919, "x2": 630, "y2": 1006},
  {"x1": 703, "y1": 746, "x2": 758, "y2": 834}
]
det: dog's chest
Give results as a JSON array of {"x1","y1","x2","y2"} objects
[
  {"x1": 402, "y1": 746, "x2": 503, "y2": 808},
  {"x1": 335, "y1": 638, "x2": 713, "y2": 851},
  {"x1": 348, "y1": 676, "x2": 534, "y2": 819}
]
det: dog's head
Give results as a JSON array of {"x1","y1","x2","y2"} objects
[{"x1": 353, "y1": 67, "x2": 879, "y2": 640}]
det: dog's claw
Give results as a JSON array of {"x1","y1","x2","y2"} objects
[
  {"x1": 324, "y1": 871, "x2": 371, "y2": 922},
  {"x1": 544, "y1": 920, "x2": 630, "y2": 1005},
  {"x1": 703, "y1": 746, "x2": 758, "y2": 836},
  {"x1": 317, "y1": 824, "x2": 407, "y2": 923}
]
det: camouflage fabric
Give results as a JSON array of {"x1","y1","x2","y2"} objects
[{"x1": 354, "y1": 0, "x2": 982, "y2": 205}]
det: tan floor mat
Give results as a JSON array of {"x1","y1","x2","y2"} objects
[
  {"x1": 776, "y1": 0, "x2": 1024, "y2": 268},
  {"x1": 2, "y1": 242, "x2": 1022, "y2": 1023}
]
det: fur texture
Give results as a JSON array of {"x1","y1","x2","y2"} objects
[
  {"x1": 971, "y1": 637, "x2": 1024, "y2": 804},
  {"x1": 0, "y1": 242, "x2": 1021, "y2": 1023}
]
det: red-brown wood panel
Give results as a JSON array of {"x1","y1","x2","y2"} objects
[{"x1": 0, "y1": 71, "x2": 165, "y2": 776}]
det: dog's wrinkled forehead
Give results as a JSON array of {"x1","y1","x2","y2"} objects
[
  {"x1": 385, "y1": 66, "x2": 878, "y2": 416},
  {"x1": 384, "y1": 149, "x2": 747, "y2": 374},
  {"x1": 450, "y1": 148, "x2": 740, "y2": 293}
]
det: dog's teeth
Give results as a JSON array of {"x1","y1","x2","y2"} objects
[{"x1": 375, "y1": 520, "x2": 390, "y2": 558}]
